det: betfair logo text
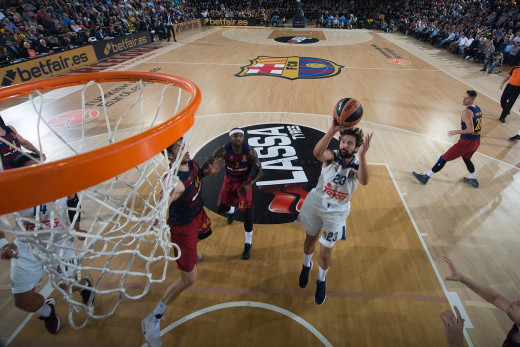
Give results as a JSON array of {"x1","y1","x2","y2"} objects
[
  {"x1": 205, "y1": 18, "x2": 249, "y2": 26},
  {"x1": 103, "y1": 36, "x2": 148, "y2": 55}
]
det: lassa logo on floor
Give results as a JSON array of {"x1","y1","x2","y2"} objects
[{"x1": 194, "y1": 124, "x2": 338, "y2": 224}]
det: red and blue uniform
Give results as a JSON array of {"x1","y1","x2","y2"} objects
[
  {"x1": 0, "y1": 125, "x2": 21, "y2": 170},
  {"x1": 218, "y1": 142, "x2": 254, "y2": 211},
  {"x1": 503, "y1": 324, "x2": 520, "y2": 347},
  {"x1": 169, "y1": 161, "x2": 205, "y2": 226},
  {"x1": 442, "y1": 105, "x2": 482, "y2": 161},
  {"x1": 168, "y1": 160, "x2": 211, "y2": 272}
]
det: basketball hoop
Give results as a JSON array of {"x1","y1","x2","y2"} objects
[{"x1": 0, "y1": 71, "x2": 200, "y2": 328}]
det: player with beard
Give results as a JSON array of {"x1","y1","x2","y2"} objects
[
  {"x1": 141, "y1": 138, "x2": 223, "y2": 347},
  {"x1": 296, "y1": 119, "x2": 372, "y2": 305},
  {"x1": 207, "y1": 128, "x2": 262, "y2": 260}
]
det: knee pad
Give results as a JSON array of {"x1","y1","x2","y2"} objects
[{"x1": 432, "y1": 156, "x2": 446, "y2": 173}]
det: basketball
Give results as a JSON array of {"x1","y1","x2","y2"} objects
[{"x1": 333, "y1": 98, "x2": 363, "y2": 127}]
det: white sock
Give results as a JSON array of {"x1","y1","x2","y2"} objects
[
  {"x1": 303, "y1": 253, "x2": 313, "y2": 267},
  {"x1": 36, "y1": 302, "x2": 52, "y2": 317},
  {"x1": 152, "y1": 300, "x2": 168, "y2": 317},
  {"x1": 470, "y1": 172, "x2": 476, "y2": 179},
  {"x1": 245, "y1": 231, "x2": 253, "y2": 244},
  {"x1": 228, "y1": 206, "x2": 236, "y2": 214},
  {"x1": 318, "y1": 266, "x2": 329, "y2": 282},
  {"x1": 517, "y1": 130, "x2": 520, "y2": 136},
  {"x1": 427, "y1": 170, "x2": 434, "y2": 177}
]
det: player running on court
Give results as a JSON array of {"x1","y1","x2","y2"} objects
[{"x1": 412, "y1": 90, "x2": 482, "y2": 188}]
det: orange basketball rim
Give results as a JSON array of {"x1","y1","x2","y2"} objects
[{"x1": 0, "y1": 71, "x2": 200, "y2": 215}]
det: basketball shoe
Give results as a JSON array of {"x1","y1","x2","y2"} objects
[
  {"x1": 298, "y1": 261, "x2": 313, "y2": 288},
  {"x1": 463, "y1": 177, "x2": 479, "y2": 188},
  {"x1": 39, "y1": 298, "x2": 61, "y2": 334},
  {"x1": 315, "y1": 280, "x2": 327, "y2": 305},
  {"x1": 241, "y1": 243, "x2": 251, "y2": 260},
  {"x1": 80, "y1": 275, "x2": 94, "y2": 305},
  {"x1": 141, "y1": 313, "x2": 163, "y2": 347},
  {"x1": 509, "y1": 134, "x2": 520, "y2": 141},
  {"x1": 412, "y1": 172, "x2": 430, "y2": 184}
]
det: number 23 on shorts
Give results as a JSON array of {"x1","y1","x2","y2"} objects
[{"x1": 322, "y1": 231, "x2": 338, "y2": 242}]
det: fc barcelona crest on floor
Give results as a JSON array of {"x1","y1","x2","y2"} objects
[{"x1": 235, "y1": 56, "x2": 343, "y2": 80}]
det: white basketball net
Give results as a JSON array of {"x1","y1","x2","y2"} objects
[{"x1": 0, "y1": 77, "x2": 194, "y2": 328}]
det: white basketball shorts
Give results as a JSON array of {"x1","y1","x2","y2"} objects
[
  {"x1": 11, "y1": 239, "x2": 43, "y2": 294},
  {"x1": 296, "y1": 191, "x2": 350, "y2": 248}
]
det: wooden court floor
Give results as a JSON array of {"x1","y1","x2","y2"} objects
[{"x1": 1, "y1": 26, "x2": 520, "y2": 346}]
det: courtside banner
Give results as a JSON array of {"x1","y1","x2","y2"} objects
[
  {"x1": 204, "y1": 17, "x2": 257, "y2": 26},
  {"x1": 93, "y1": 32, "x2": 152, "y2": 60},
  {"x1": 174, "y1": 19, "x2": 201, "y2": 35},
  {"x1": 0, "y1": 46, "x2": 97, "y2": 87}
]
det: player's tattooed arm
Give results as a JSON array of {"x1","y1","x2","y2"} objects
[
  {"x1": 201, "y1": 146, "x2": 226, "y2": 177},
  {"x1": 202, "y1": 157, "x2": 224, "y2": 177},
  {"x1": 237, "y1": 147, "x2": 262, "y2": 196},
  {"x1": 248, "y1": 146, "x2": 263, "y2": 184}
]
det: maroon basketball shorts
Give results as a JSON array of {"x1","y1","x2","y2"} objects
[
  {"x1": 168, "y1": 210, "x2": 211, "y2": 272},
  {"x1": 218, "y1": 176, "x2": 253, "y2": 211},
  {"x1": 442, "y1": 138, "x2": 480, "y2": 161}
]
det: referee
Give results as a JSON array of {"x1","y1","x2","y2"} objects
[{"x1": 499, "y1": 65, "x2": 520, "y2": 122}]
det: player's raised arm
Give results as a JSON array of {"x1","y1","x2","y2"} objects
[
  {"x1": 357, "y1": 132, "x2": 372, "y2": 186},
  {"x1": 442, "y1": 256, "x2": 513, "y2": 312},
  {"x1": 201, "y1": 155, "x2": 225, "y2": 177},
  {"x1": 9, "y1": 126, "x2": 46, "y2": 161},
  {"x1": 313, "y1": 118, "x2": 343, "y2": 164},
  {"x1": 207, "y1": 146, "x2": 226, "y2": 163}
]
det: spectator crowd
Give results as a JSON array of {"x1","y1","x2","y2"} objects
[
  {"x1": 3, "y1": 0, "x2": 520, "y2": 73},
  {"x1": 396, "y1": 0, "x2": 520, "y2": 73},
  {"x1": 0, "y1": 0, "x2": 200, "y2": 67}
]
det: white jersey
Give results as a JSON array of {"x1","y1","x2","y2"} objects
[
  {"x1": 312, "y1": 150, "x2": 360, "y2": 212},
  {"x1": 15, "y1": 197, "x2": 70, "y2": 237},
  {"x1": 11, "y1": 197, "x2": 79, "y2": 292}
]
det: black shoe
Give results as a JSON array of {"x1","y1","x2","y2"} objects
[
  {"x1": 315, "y1": 280, "x2": 326, "y2": 305},
  {"x1": 227, "y1": 213, "x2": 234, "y2": 225},
  {"x1": 174, "y1": 39, "x2": 177, "y2": 42},
  {"x1": 412, "y1": 171, "x2": 430, "y2": 184},
  {"x1": 167, "y1": 39, "x2": 170, "y2": 42},
  {"x1": 463, "y1": 177, "x2": 479, "y2": 188},
  {"x1": 241, "y1": 243, "x2": 251, "y2": 260},
  {"x1": 80, "y1": 275, "x2": 95, "y2": 305},
  {"x1": 509, "y1": 134, "x2": 520, "y2": 141},
  {"x1": 499, "y1": 116, "x2": 506, "y2": 123},
  {"x1": 298, "y1": 261, "x2": 313, "y2": 288},
  {"x1": 39, "y1": 298, "x2": 61, "y2": 334}
]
